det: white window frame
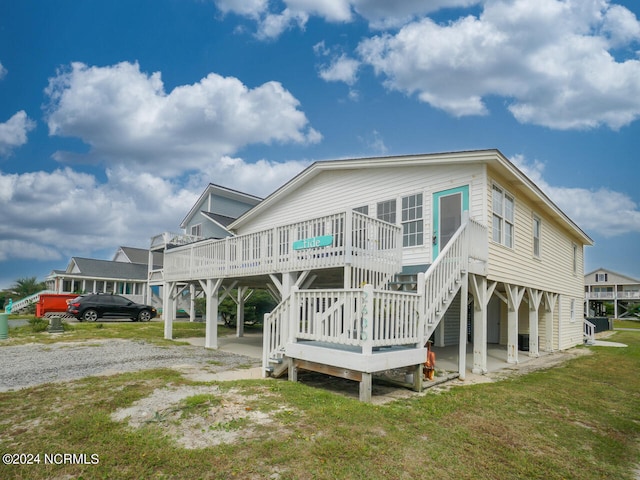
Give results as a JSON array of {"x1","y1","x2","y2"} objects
[
  {"x1": 401, "y1": 193, "x2": 423, "y2": 247},
  {"x1": 190, "y1": 223, "x2": 202, "y2": 237},
  {"x1": 595, "y1": 273, "x2": 608, "y2": 282},
  {"x1": 376, "y1": 199, "x2": 396, "y2": 224},
  {"x1": 353, "y1": 205, "x2": 368, "y2": 215},
  {"x1": 532, "y1": 215, "x2": 542, "y2": 258},
  {"x1": 492, "y1": 184, "x2": 515, "y2": 248}
]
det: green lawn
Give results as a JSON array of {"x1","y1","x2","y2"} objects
[{"x1": 0, "y1": 326, "x2": 638, "y2": 479}]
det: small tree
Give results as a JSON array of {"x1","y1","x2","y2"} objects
[{"x1": 10, "y1": 276, "x2": 47, "y2": 298}]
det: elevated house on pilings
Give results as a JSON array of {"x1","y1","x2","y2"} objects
[{"x1": 152, "y1": 150, "x2": 593, "y2": 402}]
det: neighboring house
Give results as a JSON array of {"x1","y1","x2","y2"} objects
[
  {"x1": 154, "y1": 149, "x2": 593, "y2": 401},
  {"x1": 148, "y1": 183, "x2": 263, "y2": 318},
  {"x1": 46, "y1": 246, "x2": 153, "y2": 305},
  {"x1": 585, "y1": 268, "x2": 640, "y2": 318}
]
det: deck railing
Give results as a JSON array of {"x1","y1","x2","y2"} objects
[
  {"x1": 150, "y1": 232, "x2": 202, "y2": 250},
  {"x1": 263, "y1": 285, "x2": 421, "y2": 372},
  {"x1": 262, "y1": 218, "x2": 489, "y2": 373},
  {"x1": 585, "y1": 291, "x2": 640, "y2": 300},
  {"x1": 162, "y1": 211, "x2": 402, "y2": 282}
]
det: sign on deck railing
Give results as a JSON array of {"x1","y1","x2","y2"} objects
[{"x1": 292, "y1": 235, "x2": 334, "y2": 250}]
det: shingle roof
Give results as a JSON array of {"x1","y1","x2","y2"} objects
[
  {"x1": 201, "y1": 211, "x2": 236, "y2": 227},
  {"x1": 70, "y1": 258, "x2": 149, "y2": 280},
  {"x1": 116, "y1": 246, "x2": 149, "y2": 264}
]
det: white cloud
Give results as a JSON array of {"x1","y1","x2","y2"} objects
[
  {"x1": 0, "y1": 111, "x2": 36, "y2": 156},
  {"x1": 319, "y1": 54, "x2": 360, "y2": 85},
  {"x1": 215, "y1": 0, "x2": 480, "y2": 35},
  {"x1": 0, "y1": 167, "x2": 198, "y2": 263},
  {"x1": 0, "y1": 152, "x2": 313, "y2": 265},
  {"x1": 512, "y1": 155, "x2": 640, "y2": 238},
  {"x1": 357, "y1": 0, "x2": 640, "y2": 129},
  {"x1": 44, "y1": 61, "x2": 321, "y2": 175},
  {"x1": 193, "y1": 155, "x2": 311, "y2": 197},
  {"x1": 215, "y1": 0, "x2": 269, "y2": 18},
  {"x1": 0, "y1": 62, "x2": 6, "y2": 79}
]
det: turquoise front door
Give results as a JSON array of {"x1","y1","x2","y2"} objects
[{"x1": 432, "y1": 186, "x2": 469, "y2": 261}]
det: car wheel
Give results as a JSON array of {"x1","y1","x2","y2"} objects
[
  {"x1": 138, "y1": 310, "x2": 152, "y2": 322},
  {"x1": 83, "y1": 309, "x2": 98, "y2": 322}
]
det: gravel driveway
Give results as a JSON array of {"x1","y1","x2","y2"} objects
[{"x1": 0, "y1": 339, "x2": 258, "y2": 392}]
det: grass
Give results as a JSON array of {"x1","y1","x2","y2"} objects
[
  {"x1": 614, "y1": 319, "x2": 640, "y2": 329},
  {"x1": 1, "y1": 318, "x2": 244, "y2": 346},
  {"x1": 0, "y1": 328, "x2": 638, "y2": 479}
]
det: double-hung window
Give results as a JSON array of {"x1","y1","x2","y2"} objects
[
  {"x1": 533, "y1": 215, "x2": 541, "y2": 258},
  {"x1": 492, "y1": 185, "x2": 514, "y2": 248},
  {"x1": 190, "y1": 223, "x2": 202, "y2": 237},
  {"x1": 401, "y1": 194, "x2": 423, "y2": 247},
  {"x1": 377, "y1": 199, "x2": 396, "y2": 224}
]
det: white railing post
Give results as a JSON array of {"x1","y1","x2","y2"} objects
[
  {"x1": 288, "y1": 286, "x2": 299, "y2": 345},
  {"x1": 362, "y1": 284, "x2": 374, "y2": 355},
  {"x1": 417, "y1": 272, "x2": 426, "y2": 347},
  {"x1": 262, "y1": 312, "x2": 271, "y2": 376}
]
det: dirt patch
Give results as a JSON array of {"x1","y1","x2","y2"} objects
[
  {"x1": 111, "y1": 384, "x2": 294, "y2": 449},
  {"x1": 111, "y1": 344, "x2": 595, "y2": 449}
]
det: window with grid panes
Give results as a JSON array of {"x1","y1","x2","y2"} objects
[
  {"x1": 376, "y1": 199, "x2": 396, "y2": 224},
  {"x1": 492, "y1": 185, "x2": 514, "y2": 248},
  {"x1": 402, "y1": 193, "x2": 423, "y2": 246}
]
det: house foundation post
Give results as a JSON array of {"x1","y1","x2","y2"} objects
[
  {"x1": 543, "y1": 292, "x2": 558, "y2": 351},
  {"x1": 163, "y1": 282, "x2": 175, "y2": 340},
  {"x1": 200, "y1": 278, "x2": 222, "y2": 349},
  {"x1": 527, "y1": 288, "x2": 542, "y2": 358},
  {"x1": 237, "y1": 286, "x2": 246, "y2": 337},
  {"x1": 506, "y1": 284, "x2": 525, "y2": 364},
  {"x1": 458, "y1": 272, "x2": 469, "y2": 380},
  {"x1": 359, "y1": 373, "x2": 372, "y2": 402},
  {"x1": 470, "y1": 275, "x2": 496, "y2": 374}
]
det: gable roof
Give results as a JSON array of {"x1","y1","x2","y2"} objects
[
  {"x1": 228, "y1": 149, "x2": 593, "y2": 245},
  {"x1": 180, "y1": 183, "x2": 262, "y2": 229},
  {"x1": 584, "y1": 268, "x2": 640, "y2": 284},
  {"x1": 67, "y1": 257, "x2": 149, "y2": 280},
  {"x1": 113, "y1": 246, "x2": 149, "y2": 264}
]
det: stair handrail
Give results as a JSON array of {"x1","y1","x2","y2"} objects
[
  {"x1": 9, "y1": 290, "x2": 56, "y2": 313},
  {"x1": 419, "y1": 219, "x2": 471, "y2": 343},
  {"x1": 583, "y1": 318, "x2": 596, "y2": 345},
  {"x1": 262, "y1": 294, "x2": 292, "y2": 374}
]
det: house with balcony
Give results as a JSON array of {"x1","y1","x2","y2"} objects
[
  {"x1": 152, "y1": 150, "x2": 593, "y2": 401},
  {"x1": 585, "y1": 268, "x2": 640, "y2": 318}
]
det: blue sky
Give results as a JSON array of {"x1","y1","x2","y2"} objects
[{"x1": 1, "y1": 0, "x2": 640, "y2": 290}]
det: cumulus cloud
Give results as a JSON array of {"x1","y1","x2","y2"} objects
[
  {"x1": 44, "y1": 61, "x2": 321, "y2": 175},
  {"x1": 0, "y1": 167, "x2": 198, "y2": 263},
  {"x1": 0, "y1": 111, "x2": 36, "y2": 156},
  {"x1": 319, "y1": 54, "x2": 360, "y2": 85},
  {"x1": 0, "y1": 152, "x2": 313, "y2": 265},
  {"x1": 214, "y1": 0, "x2": 479, "y2": 35},
  {"x1": 192, "y1": 155, "x2": 310, "y2": 197},
  {"x1": 357, "y1": 0, "x2": 640, "y2": 129},
  {"x1": 512, "y1": 155, "x2": 640, "y2": 238}
]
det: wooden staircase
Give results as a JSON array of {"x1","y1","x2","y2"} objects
[{"x1": 262, "y1": 218, "x2": 488, "y2": 378}]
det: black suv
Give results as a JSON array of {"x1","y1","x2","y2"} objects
[{"x1": 67, "y1": 294, "x2": 158, "y2": 322}]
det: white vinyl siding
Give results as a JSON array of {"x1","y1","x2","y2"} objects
[
  {"x1": 235, "y1": 163, "x2": 486, "y2": 267},
  {"x1": 486, "y1": 168, "x2": 585, "y2": 349}
]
